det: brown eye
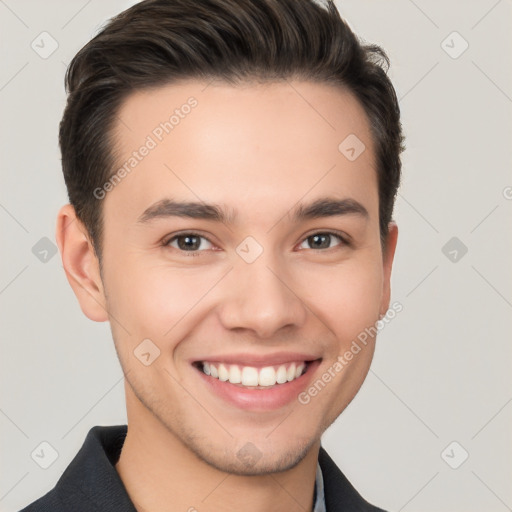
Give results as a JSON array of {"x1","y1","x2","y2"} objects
[
  {"x1": 165, "y1": 233, "x2": 214, "y2": 254},
  {"x1": 298, "y1": 231, "x2": 347, "y2": 251}
]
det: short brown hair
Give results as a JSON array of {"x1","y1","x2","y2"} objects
[{"x1": 60, "y1": 0, "x2": 404, "y2": 261}]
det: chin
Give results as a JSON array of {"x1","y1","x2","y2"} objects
[{"x1": 188, "y1": 435, "x2": 316, "y2": 476}]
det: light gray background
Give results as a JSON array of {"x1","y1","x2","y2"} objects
[{"x1": 1, "y1": 1, "x2": 511, "y2": 511}]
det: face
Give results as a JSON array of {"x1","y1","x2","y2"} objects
[{"x1": 66, "y1": 80, "x2": 397, "y2": 475}]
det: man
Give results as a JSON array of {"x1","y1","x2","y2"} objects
[{"x1": 20, "y1": 0, "x2": 404, "y2": 510}]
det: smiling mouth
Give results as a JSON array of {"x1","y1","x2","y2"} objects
[{"x1": 192, "y1": 360, "x2": 318, "y2": 389}]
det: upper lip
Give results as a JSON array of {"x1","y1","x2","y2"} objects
[{"x1": 191, "y1": 352, "x2": 321, "y2": 367}]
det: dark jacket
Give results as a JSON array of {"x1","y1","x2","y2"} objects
[{"x1": 19, "y1": 425, "x2": 387, "y2": 511}]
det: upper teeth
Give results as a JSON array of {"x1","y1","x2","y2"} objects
[{"x1": 201, "y1": 362, "x2": 306, "y2": 387}]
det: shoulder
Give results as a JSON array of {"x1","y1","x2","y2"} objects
[
  {"x1": 318, "y1": 446, "x2": 389, "y2": 512},
  {"x1": 18, "y1": 484, "x2": 96, "y2": 512},
  {"x1": 17, "y1": 425, "x2": 130, "y2": 512},
  {"x1": 18, "y1": 492, "x2": 60, "y2": 512},
  {"x1": 18, "y1": 476, "x2": 131, "y2": 512}
]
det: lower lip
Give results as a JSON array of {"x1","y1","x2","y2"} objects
[{"x1": 194, "y1": 359, "x2": 322, "y2": 411}]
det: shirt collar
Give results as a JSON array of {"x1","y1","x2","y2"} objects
[{"x1": 313, "y1": 459, "x2": 327, "y2": 512}]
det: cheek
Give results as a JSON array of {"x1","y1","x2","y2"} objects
[
  {"x1": 105, "y1": 259, "x2": 221, "y2": 338},
  {"x1": 297, "y1": 257, "x2": 384, "y2": 345}
]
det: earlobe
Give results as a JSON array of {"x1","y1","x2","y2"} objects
[
  {"x1": 55, "y1": 204, "x2": 109, "y2": 322},
  {"x1": 380, "y1": 221, "x2": 399, "y2": 317}
]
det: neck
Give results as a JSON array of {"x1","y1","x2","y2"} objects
[{"x1": 115, "y1": 389, "x2": 320, "y2": 512}]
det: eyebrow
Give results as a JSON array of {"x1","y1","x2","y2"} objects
[{"x1": 137, "y1": 197, "x2": 369, "y2": 225}]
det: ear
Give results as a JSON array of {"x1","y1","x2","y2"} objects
[
  {"x1": 55, "y1": 204, "x2": 109, "y2": 322},
  {"x1": 380, "y1": 221, "x2": 398, "y2": 317}
]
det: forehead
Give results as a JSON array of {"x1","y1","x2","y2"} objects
[{"x1": 106, "y1": 80, "x2": 378, "y2": 226}]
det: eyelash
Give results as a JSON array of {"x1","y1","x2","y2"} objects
[{"x1": 162, "y1": 230, "x2": 350, "y2": 256}]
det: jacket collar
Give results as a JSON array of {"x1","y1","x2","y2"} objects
[{"x1": 318, "y1": 445, "x2": 386, "y2": 511}]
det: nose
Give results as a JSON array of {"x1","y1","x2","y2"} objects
[{"x1": 217, "y1": 253, "x2": 307, "y2": 339}]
